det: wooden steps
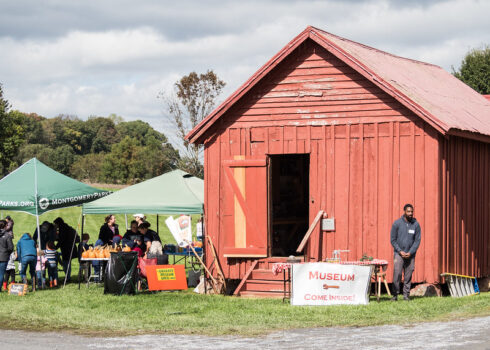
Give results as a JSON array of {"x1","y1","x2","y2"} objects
[{"x1": 240, "y1": 291, "x2": 285, "y2": 298}]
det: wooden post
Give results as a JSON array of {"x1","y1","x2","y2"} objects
[{"x1": 296, "y1": 210, "x2": 324, "y2": 253}]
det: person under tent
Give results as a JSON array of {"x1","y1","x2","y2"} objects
[
  {"x1": 98, "y1": 214, "x2": 119, "y2": 245},
  {"x1": 138, "y1": 222, "x2": 161, "y2": 252},
  {"x1": 54, "y1": 217, "x2": 80, "y2": 283},
  {"x1": 33, "y1": 221, "x2": 56, "y2": 250},
  {"x1": 122, "y1": 220, "x2": 140, "y2": 249}
]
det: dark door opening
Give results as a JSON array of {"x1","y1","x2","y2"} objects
[{"x1": 269, "y1": 154, "x2": 309, "y2": 257}]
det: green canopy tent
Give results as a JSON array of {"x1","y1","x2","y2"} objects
[
  {"x1": 0, "y1": 158, "x2": 110, "y2": 215},
  {"x1": 0, "y1": 158, "x2": 110, "y2": 274},
  {"x1": 82, "y1": 169, "x2": 203, "y2": 215},
  {"x1": 82, "y1": 169, "x2": 204, "y2": 242},
  {"x1": 82, "y1": 169, "x2": 204, "y2": 290}
]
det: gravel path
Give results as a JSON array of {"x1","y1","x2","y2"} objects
[{"x1": 2, "y1": 316, "x2": 489, "y2": 350}]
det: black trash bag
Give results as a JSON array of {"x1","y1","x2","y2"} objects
[{"x1": 104, "y1": 251, "x2": 138, "y2": 295}]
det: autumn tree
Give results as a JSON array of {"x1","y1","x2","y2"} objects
[
  {"x1": 453, "y1": 45, "x2": 490, "y2": 94},
  {"x1": 161, "y1": 70, "x2": 225, "y2": 178}
]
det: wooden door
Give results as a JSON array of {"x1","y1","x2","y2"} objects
[{"x1": 222, "y1": 156, "x2": 268, "y2": 258}]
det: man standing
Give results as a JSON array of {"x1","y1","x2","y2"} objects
[
  {"x1": 54, "y1": 217, "x2": 80, "y2": 283},
  {"x1": 390, "y1": 204, "x2": 421, "y2": 301}
]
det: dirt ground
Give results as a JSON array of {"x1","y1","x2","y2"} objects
[{"x1": 2, "y1": 316, "x2": 489, "y2": 350}]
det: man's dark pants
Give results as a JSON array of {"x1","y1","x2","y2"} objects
[{"x1": 393, "y1": 254, "x2": 415, "y2": 297}]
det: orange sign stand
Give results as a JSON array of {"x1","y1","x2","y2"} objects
[{"x1": 146, "y1": 264, "x2": 188, "y2": 291}]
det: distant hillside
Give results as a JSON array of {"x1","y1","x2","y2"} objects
[{"x1": 5, "y1": 112, "x2": 181, "y2": 184}]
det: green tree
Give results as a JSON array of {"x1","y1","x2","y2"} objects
[
  {"x1": 101, "y1": 136, "x2": 145, "y2": 183},
  {"x1": 70, "y1": 153, "x2": 106, "y2": 182},
  {"x1": 15, "y1": 143, "x2": 75, "y2": 175},
  {"x1": 453, "y1": 45, "x2": 490, "y2": 94},
  {"x1": 16, "y1": 144, "x2": 55, "y2": 167},
  {"x1": 116, "y1": 120, "x2": 168, "y2": 146},
  {"x1": 50, "y1": 145, "x2": 76, "y2": 174},
  {"x1": 0, "y1": 87, "x2": 26, "y2": 175},
  {"x1": 85, "y1": 116, "x2": 120, "y2": 153},
  {"x1": 138, "y1": 136, "x2": 180, "y2": 179},
  {"x1": 0, "y1": 84, "x2": 10, "y2": 116},
  {"x1": 17, "y1": 112, "x2": 47, "y2": 144},
  {"x1": 161, "y1": 70, "x2": 225, "y2": 178}
]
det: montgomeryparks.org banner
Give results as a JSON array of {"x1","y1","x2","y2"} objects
[{"x1": 0, "y1": 191, "x2": 111, "y2": 214}]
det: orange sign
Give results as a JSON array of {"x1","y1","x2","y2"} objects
[{"x1": 146, "y1": 264, "x2": 187, "y2": 291}]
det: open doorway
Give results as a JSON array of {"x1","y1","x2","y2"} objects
[{"x1": 269, "y1": 154, "x2": 309, "y2": 257}]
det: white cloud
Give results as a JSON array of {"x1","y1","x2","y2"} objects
[{"x1": 0, "y1": 0, "x2": 488, "y2": 147}]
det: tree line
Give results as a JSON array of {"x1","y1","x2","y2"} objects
[
  {"x1": 0, "y1": 70, "x2": 226, "y2": 183},
  {"x1": 0, "y1": 85, "x2": 180, "y2": 184}
]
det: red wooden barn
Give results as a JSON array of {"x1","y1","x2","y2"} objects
[{"x1": 187, "y1": 26, "x2": 490, "y2": 297}]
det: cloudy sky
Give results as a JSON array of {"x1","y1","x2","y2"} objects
[{"x1": 1, "y1": 0, "x2": 489, "y2": 144}]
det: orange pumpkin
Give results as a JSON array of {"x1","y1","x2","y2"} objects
[{"x1": 88, "y1": 249, "x2": 96, "y2": 259}]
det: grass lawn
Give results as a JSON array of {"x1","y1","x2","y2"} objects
[
  {"x1": 0, "y1": 283, "x2": 488, "y2": 336},
  {"x1": 1, "y1": 207, "x2": 489, "y2": 336}
]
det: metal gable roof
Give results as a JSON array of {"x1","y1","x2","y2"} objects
[
  {"x1": 311, "y1": 27, "x2": 490, "y2": 138},
  {"x1": 187, "y1": 26, "x2": 490, "y2": 144}
]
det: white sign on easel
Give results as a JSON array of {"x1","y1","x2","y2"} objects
[
  {"x1": 165, "y1": 215, "x2": 192, "y2": 247},
  {"x1": 291, "y1": 263, "x2": 372, "y2": 306}
]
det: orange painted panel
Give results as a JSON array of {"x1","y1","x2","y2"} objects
[
  {"x1": 146, "y1": 265, "x2": 187, "y2": 291},
  {"x1": 222, "y1": 158, "x2": 268, "y2": 257}
]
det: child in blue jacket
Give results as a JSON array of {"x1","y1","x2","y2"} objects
[{"x1": 17, "y1": 233, "x2": 37, "y2": 289}]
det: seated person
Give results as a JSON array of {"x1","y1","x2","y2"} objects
[
  {"x1": 78, "y1": 233, "x2": 91, "y2": 282},
  {"x1": 78, "y1": 233, "x2": 90, "y2": 261},
  {"x1": 138, "y1": 222, "x2": 161, "y2": 252},
  {"x1": 112, "y1": 235, "x2": 121, "y2": 248},
  {"x1": 132, "y1": 236, "x2": 145, "y2": 257},
  {"x1": 91, "y1": 239, "x2": 104, "y2": 282},
  {"x1": 121, "y1": 220, "x2": 139, "y2": 249}
]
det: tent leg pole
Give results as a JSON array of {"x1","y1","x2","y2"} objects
[
  {"x1": 157, "y1": 215, "x2": 159, "y2": 234},
  {"x1": 125, "y1": 214, "x2": 128, "y2": 231},
  {"x1": 79, "y1": 215, "x2": 85, "y2": 290},
  {"x1": 35, "y1": 215, "x2": 41, "y2": 248}
]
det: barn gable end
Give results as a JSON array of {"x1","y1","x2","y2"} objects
[
  {"x1": 214, "y1": 39, "x2": 427, "y2": 138},
  {"x1": 205, "y1": 38, "x2": 441, "y2": 284}
]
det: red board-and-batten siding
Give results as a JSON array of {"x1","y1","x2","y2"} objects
[
  {"x1": 442, "y1": 137, "x2": 490, "y2": 278},
  {"x1": 204, "y1": 40, "x2": 445, "y2": 283}
]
